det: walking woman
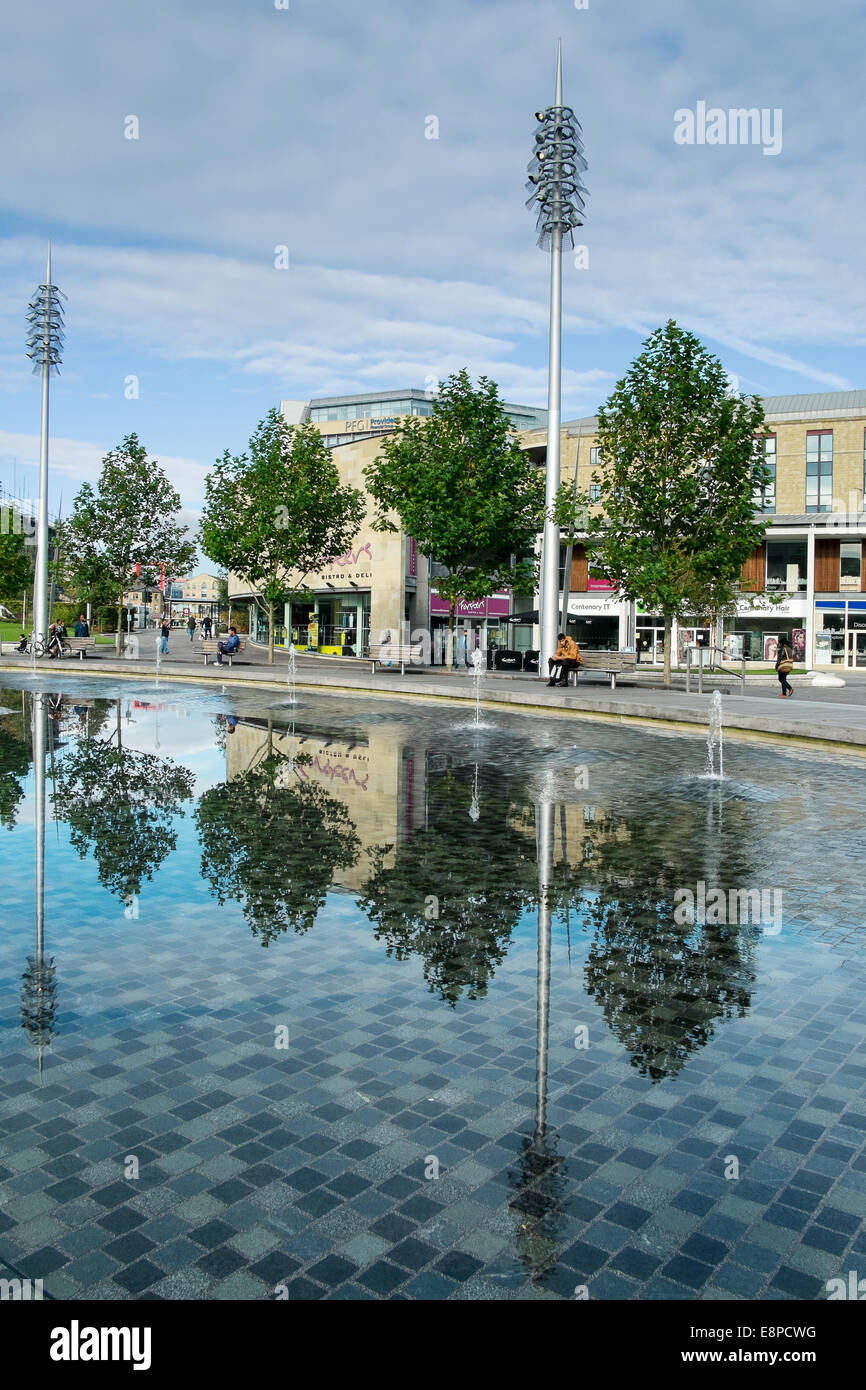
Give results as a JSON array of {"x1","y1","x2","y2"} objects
[{"x1": 775, "y1": 637, "x2": 794, "y2": 697}]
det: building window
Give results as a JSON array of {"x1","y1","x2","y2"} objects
[
  {"x1": 589, "y1": 483, "x2": 602, "y2": 502},
  {"x1": 840, "y1": 542, "x2": 862, "y2": 590},
  {"x1": 753, "y1": 434, "x2": 776, "y2": 512},
  {"x1": 806, "y1": 430, "x2": 833, "y2": 512},
  {"x1": 766, "y1": 539, "x2": 808, "y2": 591},
  {"x1": 590, "y1": 446, "x2": 601, "y2": 467}
]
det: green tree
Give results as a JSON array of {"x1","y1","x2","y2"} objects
[
  {"x1": 200, "y1": 410, "x2": 365, "y2": 663},
  {"x1": 581, "y1": 322, "x2": 770, "y2": 683},
  {"x1": 0, "y1": 520, "x2": 33, "y2": 605},
  {"x1": 195, "y1": 752, "x2": 361, "y2": 943},
  {"x1": 364, "y1": 371, "x2": 545, "y2": 666},
  {"x1": 62, "y1": 435, "x2": 196, "y2": 650}
]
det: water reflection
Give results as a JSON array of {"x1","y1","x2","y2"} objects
[
  {"x1": 20, "y1": 693, "x2": 58, "y2": 1079},
  {"x1": 358, "y1": 760, "x2": 537, "y2": 1005},
  {"x1": 195, "y1": 747, "x2": 360, "y2": 945},
  {"x1": 51, "y1": 698, "x2": 195, "y2": 903}
]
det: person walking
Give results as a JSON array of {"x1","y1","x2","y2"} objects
[
  {"x1": 775, "y1": 638, "x2": 794, "y2": 697},
  {"x1": 202, "y1": 615, "x2": 212, "y2": 640},
  {"x1": 160, "y1": 617, "x2": 170, "y2": 655},
  {"x1": 187, "y1": 614, "x2": 197, "y2": 642}
]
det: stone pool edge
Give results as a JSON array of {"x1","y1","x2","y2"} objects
[{"x1": 4, "y1": 658, "x2": 866, "y2": 756}]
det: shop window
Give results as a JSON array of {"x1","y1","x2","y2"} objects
[
  {"x1": 752, "y1": 434, "x2": 776, "y2": 513},
  {"x1": 840, "y1": 542, "x2": 862, "y2": 590},
  {"x1": 766, "y1": 539, "x2": 807, "y2": 591},
  {"x1": 806, "y1": 431, "x2": 833, "y2": 512}
]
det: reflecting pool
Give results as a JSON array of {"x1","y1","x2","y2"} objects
[{"x1": 1, "y1": 675, "x2": 864, "y2": 1301}]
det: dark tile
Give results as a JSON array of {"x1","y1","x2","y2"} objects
[
  {"x1": 327, "y1": 1173, "x2": 371, "y2": 1199},
  {"x1": 610, "y1": 1247, "x2": 661, "y2": 1281},
  {"x1": 560, "y1": 1241, "x2": 609, "y2": 1277},
  {"x1": 196, "y1": 1246, "x2": 248, "y2": 1278},
  {"x1": 606, "y1": 1201, "x2": 651, "y2": 1232},
  {"x1": 770, "y1": 1266, "x2": 823, "y2": 1300},
  {"x1": 294, "y1": 1189, "x2": 344, "y2": 1218},
  {"x1": 189, "y1": 1219, "x2": 238, "y2": 1250},
  {"x1": 249, "y1": 1253, "x2": 302, "y2": 1286},
  {"x1": 211, "y1": 1179, "x2": 253, "y2": 1205},
  {"x1": 283, "y1": 1166, "x2": 328, "y2": 1193},
  {"x1": 371, "y1": 1213, "x2": 417, "y2": 1243},
  {"x1": 105, "y1": 1231, "x2": 158, "y2": 1264},
  {"x1": 397, "y1": 1194, "x2": 441, "y2": 1222},
  {"x1": 307, "y1": 1255, "x2": 359, "y2": 1288},
  {"x1": 112, "y1": 1259, "x2": 164, "y2": 1294},
  {"x1": 389, "y1": 1237, "x2": 439, "y2": 1271},
  {"x1": 661, "y1": 1255, "x2": 713, "y2": 1289},
  {"x1": 358, "y1": 1261, "x2": 407, "y2": 1296},
  {"x1": 19, "y1": 1246, "x2": 68, "y2": 1278},
  {"x1": 681, "y1": 1233, "x2": 728, "y2": 1266},
  {"x1": 434, "y1": 1251, "x2": 483, "y2": 1283}
]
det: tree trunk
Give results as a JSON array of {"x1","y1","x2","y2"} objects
[
  {"x1": 268, "y1": 599, "x2": 275, "y2": 665},
  {"x1": 663, "y1": 615, "x2": 673, "y2": 686},
  {"x1": 449, "y1": 601, "x2": 456, "y2": 672}
]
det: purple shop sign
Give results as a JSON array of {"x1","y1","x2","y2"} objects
[{"x1": 430, "y1": 590, "x2": 511, "y2": 618}]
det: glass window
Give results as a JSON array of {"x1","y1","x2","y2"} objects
[
  {"x1": 841, "y1": 542, "x2": 862, "y2": 588},
  {"x1": 753, "y1": 434, "x2": 776, "y2": 512},
  {"x1": 766, "y1": 539, "x2": 808, "y2": 590},
  {"x1": 590, "y1": 446, "x2": 601, "y2": 467},
  {"x1": 806, "y1": 430, "x2": 833, "y2": 512},
  {"x1": 589, "y1": 483, "x2": 602, "y2": 502}
]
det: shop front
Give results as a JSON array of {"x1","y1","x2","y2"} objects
[
  {"x1": 724, "y1": 597, "x2": 808, "y2": 664},
  {"x1": 429, "y1": 591, "x2": 512, "y2": 666},
  {"x1": 567, "y1": 592, "x2": 630, "y2": 650},
  {"x1": 815, "y1": 600, "x2": 866, "y2": 667}
]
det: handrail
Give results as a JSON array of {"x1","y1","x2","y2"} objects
[{"x1": 685, "y1": 644, "x2": 746, "y2": 694}]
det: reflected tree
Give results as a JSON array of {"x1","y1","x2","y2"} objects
[
  {"x1": 358, "y1": 765, "x2": 537, "y2": 1005},
  {"x1": 195, "y1": 754, "x2": 360, "y2": 945},
  {"x1": 0, "y1": 692, "x2": 33, "y2": 829},
  {"x1": 551, "y1": 798, "x2": 759, "y2": 1081},
  {"x1": 52, "y1": 702, "x2": 195, "y2": 902}
]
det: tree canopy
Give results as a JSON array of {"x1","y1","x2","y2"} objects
[
  {"x1": 62, "y1": 434, "x2": 195, "y2": 641},
  {"x1": 364, "y1": 371, "x2": 545, "y2": 659},
  {"x1": 579, "y1": 322, "x2": 770, "y2": 681},
  {"x1": 200, "y1": 410, "x2": 365, "y2": 662}
]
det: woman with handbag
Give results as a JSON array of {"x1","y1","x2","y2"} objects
[{"x1": 775, "y1": 639, "x2": 794, "y2": 697}]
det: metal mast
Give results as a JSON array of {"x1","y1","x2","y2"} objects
[
  {"x1": 527, "y1": 43, "x2": 588, "y2": 677},
  {"x1": 25, "y1": 245, "x2": 66, "y2": 653}
]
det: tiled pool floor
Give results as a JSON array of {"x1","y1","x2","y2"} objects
[{"x1": 0, "y1": 678, "x2": 864, "y2": 1300}]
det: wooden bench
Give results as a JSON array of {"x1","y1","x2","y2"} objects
[
  {"x1": 369, "y1": 643, "x2": 424, "y2": 675},
  {"x1": 61, "y1": 637, "x2": 96, "y2": 660},
  {"x1": 201, "y1": 638, "x2": 245, "y2": 667},
  {"x1": 566, "y1": 651, "x2": 636, "y2": 690}
]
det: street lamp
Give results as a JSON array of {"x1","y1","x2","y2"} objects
[
  {"x1": 25, "y1": 245, "x2": 66, "y2": 655},
  {"x1": 526, "y1": 42, "x2": 588, "y2": 679}
]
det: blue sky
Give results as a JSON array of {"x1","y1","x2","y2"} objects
[{"x1": 1, "y1": 0, "x2": 864, "y2": 531}]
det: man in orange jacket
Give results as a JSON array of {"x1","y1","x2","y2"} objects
[{"x1": 547, "y1": 633, "x2": 582, "y2": 687}]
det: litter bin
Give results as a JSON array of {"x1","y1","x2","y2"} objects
[{"x1": 523, "y1": 650, "x2": 539, "y2": 673}]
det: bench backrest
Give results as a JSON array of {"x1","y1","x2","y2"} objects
[
  {"x1": 579, "y1": 651, "x2": 634, "y2": 669},
  {"x1": 370, "y1": 644, "x2": 422, "y2": 659}
]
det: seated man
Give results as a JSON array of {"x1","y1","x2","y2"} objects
[
  {"x1": 547, "y1": 633, "x2": 582, "y2": 687},
  {"x1": 215, "y1": 627, "x2": 241, "y2": 665}
]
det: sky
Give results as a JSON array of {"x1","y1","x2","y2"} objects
[{"x1": 1, "y1": 0, "x2": 864, "y2": 534}]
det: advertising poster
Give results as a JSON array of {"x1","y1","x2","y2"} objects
[{"x1": 792, "y1": 628, "x2": 806, "y2": 662}]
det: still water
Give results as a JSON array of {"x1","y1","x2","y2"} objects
[{"x1": 0, "y1": 675, "x2": 864, "y2": 1301}]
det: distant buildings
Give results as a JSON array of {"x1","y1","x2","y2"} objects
[{"x1": 228, "y1": 386, "x2": 866, "y2": 669}]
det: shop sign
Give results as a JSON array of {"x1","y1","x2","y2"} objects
[
  {"x1": 568, "y1": 593, "x2": 624, "y2": 614},
  {"x1": 429, "y1": 590, "x2": 511, "y2": 617}
]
